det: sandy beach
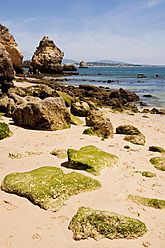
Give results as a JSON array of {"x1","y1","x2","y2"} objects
[{"x1": 0, "y1": 90, "x2": 165, "y2": 248}]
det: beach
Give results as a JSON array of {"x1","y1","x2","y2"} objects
[{"x1": 0, "y1": 93, "x2": 165, "y2": 247}]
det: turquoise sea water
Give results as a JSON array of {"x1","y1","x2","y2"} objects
[{"x1": 63, "y1": 66, "x2": 165, "y2": 108}]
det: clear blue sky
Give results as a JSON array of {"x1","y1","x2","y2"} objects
[{"x1": 1, "y1": 0, "x2": 165, "y2": 64}]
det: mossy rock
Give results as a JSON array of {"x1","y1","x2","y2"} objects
[
  {"x1": 149, "y1": 146, "x2": 165, "y2": 154},
  {"x1": 1, "y1": 166, "x2": 101, "y2": 212},
  {"x1": 83, "y1": 127, "x2": 95, "y2": 135},
  {"x1": 124, "y1": 134, "x2": 145, "y2": 146},
  {"x1": 124, "y1": 145, "x2": 130, "y2": 149},
  {"x1": 50, "y1": 148, "x2": 67, "y2": 159},
  {"x1": 116, "y1": 125, "x2": 141, "y2": 135},
  {"x1": 141, "y1": 108, "x2": 150, "y2": 114},
  {"x1": 68, "y1": 206, "x2": 148, "y2": 240},
  {"x1": 0, "y1": 122, "x2": 12, "y2": 140},
  {"x1": 56, "y1": 91, "x2": 74, "y2": 107},
  {"x1": 71, "y1": 114, "x2": 84, "y2": 125},
  {"x1": 128, "y1": 194, "x2": 165, "y2": 209},
  {"x1": 134, "y1": 171, "x2": 156, "y2": 178},
  {"x1": 150, "y1": 157, "x2": 165, "y2": 171},
  {"x1": 66, "y1": 145, "x2": 119, "y2": 175}
]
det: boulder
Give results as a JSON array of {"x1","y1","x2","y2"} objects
[
  {"x1": 0, "y1": 24, "x2": 23, "y2": 73},
  {"x1": 109, "y1": 88, "x2": 140, "y2": 102},
  {"x1": 8, "y1": 93, "x2": 27, "y2": 105},
  {"x1": 12, "y1": 97, "x2": 71, "y2": 130},
  {"x1": 69, "y1": 206, "x2": 148, "y2": 240},
  {"x1": 1, "y1": 166, "x2": 101, "y2": 211},
  {"x1": 79, "y1": 60, "x2": 88, "y2": 68},
  {"x1": 0, "y1": 96, "x2": 15, "y2": 114},
  {"x1": 31, "y1": 36, "x2": 64, "y2": 74},
  {"x1": 116, "y1": 125, "x2": 141, "y2": 135},
  {"x1": 124, "y1": 134, "x2": 146, "y2": 146},
  {"x1": 39, "y1": 85, "x2": 55, "y2": 99},
  {"x1": 85, "y1": 110, "x2": 114, "y2": 138},
  {"x1": 71, "y1": 101, "x2": 90, "y2": 117},
  {"x1": 63, "y1": 63, "x2": 77, "y2": 71},
  {"x1": 0, "y1": 44, "x2": 14, "y2": 93},
  {"x1": 66, "y1": 145, "x2": 119, "y2": 175},
  {"x1": 8, "y1": 86, "x2": 26, "y2": 97}
]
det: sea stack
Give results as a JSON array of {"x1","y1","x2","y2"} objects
[
  {"x1": 79, "y1": 60, "x2": 88, "y2": 68},
  {"x1": 31, "y1": 36, "x2": 64, "y2": 74},
  {"x1": 0, "y1": 24, "x2": 24, "y2": 74}
]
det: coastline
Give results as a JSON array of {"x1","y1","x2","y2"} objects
[{"x1": 0, "y1": 78, "x2": 165, "y2": 247}]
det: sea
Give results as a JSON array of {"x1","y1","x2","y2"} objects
[{"x1": 58, "y1": 66, "x2": 165, "y2": 109}]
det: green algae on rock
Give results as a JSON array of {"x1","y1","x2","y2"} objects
[
  {"x1": 1, "y1": 166, "x2": 101, "y2": 212},
  {"x1": 150, "y1": 157, "x2": 165, "y2": 171},
  {"x1": 134, "y1": 171, "x2": 156, "y2": 178},
  {"x1": 57, "y1": 91, "x2": 74, "y2": 107},
  {"x1": 50, "y1": 148, "x2": 67, "y2": 159},
  {"x1": 71, "y1": 114, "x2": 84, "y2": 125},
  {"x1": 149, "y1": 146, "x2": 165, "y2": 154},
  {"x1": 68, "y1": 206, "x2": 148, "y2": 240},
  {"x1": 0, "y1": 122, "x2": 12, "y2": 140},
  {"x1": 67, "y1": 145, "x2": 119, "y2": 176},
  {"x1": 128, "y1": 194, "x2": 165, "y2": 209},
  {"x1": 116, "y1": 125, "x2": 141, "y2": 135}
]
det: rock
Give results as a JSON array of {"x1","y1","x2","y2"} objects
[
  {"x1": 71, "y1": 114, "x2": 84, "y2": 125},
  {"x1": 0, "y1": 44, "x2": 14, "y2": 93},
  {"x1": 150, "y1": 157, "x2": 165, "y2": 171},
  {"x1": 79, "y1": 84, "x2": 99, "y2": 92},
  {"x1": 71, "y1": 101, "x2": 90, "y2": 117},
  {"x1": 0, "y1": 96, "x2": 15, "y2": 114},
  {"x1": 128, "y1": 194, "x2": 165, "y2": 209},
  {"x1": 50, "y1": 148, "x2": 67, "y2": 159},
  {"x1": 66, "y1": 145, "x2": 119, "y2": 175},
  {"x1": 149, "y1": 146, "x2": 165, "y2": 153},
  {"x1": 24, "y1": 96, "x2": 41, "y2": 103},
  {"x1": 56, "y1": 91, "x2": 74, "y2": 107},
  {"x1": 86, "y1": 100, "x2": 98, "y2": 110},
  {"x1": 0, "y1": 122, "x2": 12, "y2": 140},
  {"x1": 8, "y1": 86, "x2": 26, "y2": 97},
  {"x1": 0, "y1": 24, "x2": 23, "y2": 73},
  {"x1": 8, "y1": 93, "x2": 27, "y2": 105},
  {"x1": 143, "y1": 94, "x2": 152, "y2": 97},
  {"x1": 1, "y1": 166, "x2": 101, "y2": 211},
  {"x1": 150, "y1": 108, "x2": 165, "y2": 115},
  {"x1": 85, "y1": 110, "x2": 114, "y2": 139},
  {"x1": 116, "y1": 125, "x2": 141, "y2": 135},
  {"x1": 12, "y1": 97, "x2": 71, "y2": 130},
  {"x1": 31, "y1": 36, "x2": 64, "y2": 74},
  {"x1": 79, "y1": 60, "x2": 88, "y2": 68},
  {"x1": 39, "y1": 85, "x2": 55, "y2": 99},
  {"x1": 109, "y1": 88, "x2": 140, "y2": 102},
  {"x1": 68, "y1": 206, "x2": 148, "y2": 240},
  {"x1": 63, "y1": 63, "x2": 77, "y2": 71},
  {"x1": 124, "y1": 134, "x2": 146, "y2": 146}
]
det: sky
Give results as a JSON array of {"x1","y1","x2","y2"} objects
[{"x1": 1, "y1": 0, "x2": 165, "y2": 65}]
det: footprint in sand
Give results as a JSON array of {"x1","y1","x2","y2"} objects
[{"x1": 1, "y1": 200, "x2": 18, "y2": 211}]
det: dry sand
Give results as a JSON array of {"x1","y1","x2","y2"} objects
[{"x1": 0, "y1": 97, "x2": 165, "y2": 247}]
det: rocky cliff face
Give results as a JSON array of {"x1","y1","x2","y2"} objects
[
  {"x1": 0, "y1": 44, "x2": 14, "y2": 93},
  {"x1": 31, "y1": 36, "x2": 64, "y2": 74},
  {"x1": 0, "y1": 24, "x2": 23, "y2": 74}
]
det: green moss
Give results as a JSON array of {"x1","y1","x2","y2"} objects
[
  {"x1": 134, "y1": 171, "x2": 156, "y2": 178},
  {"x1": 71, "y1": 114, "x2": 84, "y2": 125},
  {"x1": 142, "y1": 115, "x2": 149, "y2": 118},
  {"x1": 1, "y1": 166, "x2": 101, "y2": 212},
  {"x1": 149, "y1": 146, "x2": 165, "y2": 154},
  {"x1": 57, "y1": 91, "x2": 74, "y2": 107},
  {"x1": 66, "y1": 145, "x2": 120, "y2": 176},
  {"x1": 8, "y1": 151, "x2": 43, "y2": 159},
  {"x1": 141, "y1": 109, "x2": 150, "y2": 114},
  {"x1": 50, "y1": 149, "x2": 67, "y2": 159},
  {"x1": 150, "y1": 157, "x2": 165, "y2": 171},
  {"x1": 83, "y1": 127, "x2": 95, "y2": 135},
  {"x1": 68, "y1": 206, "x2": 148, "y2": 240},
  {"x1": 0, "y1": 122, "x2": 12, "y2": 140},
  {"x1": 128, "y1": 194, "x2": 165, "y2": 209}
]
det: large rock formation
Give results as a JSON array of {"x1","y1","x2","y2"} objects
[
  {"x1": 79, "y1": 60, "x2": 88, "y2": 68},
  {"x1": 0, "y1": 44, "x2": 14, "y2": 93},
  {"x1": 12, "y1": 97, "x2": 71, "y2": 131},
  {"x1": 0, "y1": 24, "x2": 23, "y2": 73},
  {"x1": 31, "y1": 36, "x2": 64, "y2": 74}
]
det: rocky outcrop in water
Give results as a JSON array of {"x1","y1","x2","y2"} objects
[
  {"x1": 31, "y1": 36, "x2": 64, "y2": 74},
  {"x1": 0, "y1": 24, "x2": 23, "y2": 73},
  {"x1": 63, "y1": 63, "x2": 77, "y2": 71},
  {"x1": 79, "y1": 60, "x2": 88, "y2": 68}
]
